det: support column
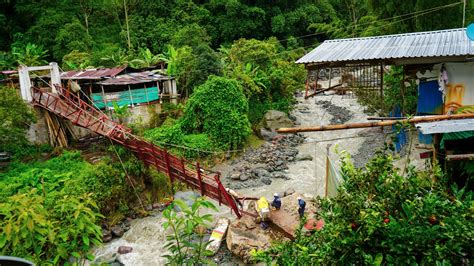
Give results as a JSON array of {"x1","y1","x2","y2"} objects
[
  {"x1": 128, "y1": 85, "x2": 134, "y2": 106},
  {"x1": 18, "y1": 65, "x2": 32, "y2": 102},
  {"x1": 144, "y1": 83, "x2": 149, "y2": 103},
  {"x1": 380, "y1": 63, "x2": 384, "y2": 116},
  {"x1": 328, "y1": 68, "x2": 332, "y2": 89},
  {"x1": 170, "y1": 79, "x2": 177, "y2": 104},
  {"x1": 49, "y1": 62, "x2": 60, "y2": 93}
]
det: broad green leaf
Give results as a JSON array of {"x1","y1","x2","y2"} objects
[{"x1": 83, "y1": 235, "x2": 90, "y2": 246}]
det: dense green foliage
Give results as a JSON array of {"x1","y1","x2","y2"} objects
[
  {"x1": 255, "y1": 149, "x2": 474, "y2": 265},
  {"x1": 0, "y1": 190, "x2": 102, "y2": 264},
  {"x1": 0, "y1": 86, "x2": 36, "y2": 153},
  {"x1": 2, "y1": 0, "x2": 472, "y2": 69},
  {"x1": 181, "y1": 76, "x2": 251, "y2": 149},
  {"x1": 0, "y1": 150, "x2": 152, "y2": 263},
  {"x1": 145, "y1": 76, "x2": 251, "y2": 157},
  {"x1": 162, "y1": 197, "x2": 217, "y2": 264}
]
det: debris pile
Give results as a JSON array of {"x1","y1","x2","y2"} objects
[{"x1": 316, "y1": 100, "x2": 354, "y2": 124}]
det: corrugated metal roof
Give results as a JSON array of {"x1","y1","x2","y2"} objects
[
  {"x1": 297, "y1": 28, "x2": 474, "y2": 64},
  {"x1": 416, "y1": 118, "x2": 474, "y2": 134},
  {"x1": 61, "y1": 66, "x2": 126, "y2": 80},
  {"x1": 0, "y1": 70, "x2": 17, "y2": 75},
  {"x1": 97, "y1": 71, "x2": 173, "y2": 85}
]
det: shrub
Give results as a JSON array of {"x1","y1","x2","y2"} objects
[
  {"x1": 0, "y1": 190, "x2": 102, "y2": 264},
  {"x1": 180, "y1": 75, "x2": 251, "y2": 149},
  {"x1": 0, "y1": 86, "x2": 36, "y2": 153},
  {"x1": 163, "y1": 197, "x2": 217, "y2": 264},
  {"x1": 181, "y1": 133, "x2": 216, "y2": 159},
  {"x1": 0, "y1": 150, "x2": 149, "y2": 263},
  {"x1": 144, "y1": 123, "x2": 184, "y2": 146},
  {"x1": 256, "y1": 149, "x2": 474, "y2": 265}
]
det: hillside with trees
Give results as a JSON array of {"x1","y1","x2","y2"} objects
[{"x1": 1, "y1": 1, "x2": 474, "y2": 265}]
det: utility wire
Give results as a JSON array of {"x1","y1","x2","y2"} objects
[
  {"x1": 129, "y1": 1, "x2": 464, "y2": 78},
  {"x1": 276, "y1": 1, "x2": 463, "y2": 43}
]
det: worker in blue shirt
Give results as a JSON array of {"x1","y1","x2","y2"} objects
[
  {"x1": 297, "y1": 196, "x2": 306, "y2": 218},
  {"x1": 271, "y1": 193, "x2": 281, "y2": 210}
]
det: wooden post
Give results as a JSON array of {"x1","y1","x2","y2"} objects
[
  {"x1": 144, "y1": 83, "x2": 149, "y2": 103},
  {"x1": 325, "y1": 144, "x2": 330, "y2": 198},
  {"x1": 380, "y1": 63, "x2": 385, "y2": 132},
  {"x1": 305, "y1": 79, "x2": 309, "y2": 98},
  {"x1": 157, "y1": 81, "x2": 162, "y2": 104},
  {"x1": 328, "y1": 68, "x2": 332, "y2": 89},
  {"x1": 100, "y1": 85, "x2": 107, "y2": 109},
  {"x1": 276, "y1": 113, "x2": 474, "y2": 133},
  {"x1": 380, "y1": 63, "x2": 384, "y2": 115},
  {"x1": 128, "y1": 85, "x2": 134, "y2": 106},
  {"x1": 433, "y1": 133, "x2": 439, "y2": 165},
  {"x1": 401, "y1": 69, "x2": 406, "y2": 115}
]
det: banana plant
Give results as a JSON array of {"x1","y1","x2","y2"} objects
[
  {"x1": 111, "y1": 101, "x2": 130, "y2": 124},
  {"x1": 129, "y1": 48, "x2": 164, "y2": 69},
  {"x1": 12, "y1": 43, "x2": 48, "y2": 66}
]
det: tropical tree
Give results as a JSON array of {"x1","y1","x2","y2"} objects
[
  {"x1": 0, "y1": 51, "x2": 15, "y2": 70},
  {"x1": 160, "y1": 45, "x2": 178, "y2": 76},
  {"x1": 54, "y1": 19, "x2": 92, "y2": 60},
  {"x1": 100, "y1": 48, "x2": 130, "y2": 67},
  {"x1": 12, "y1": 43, "x2": 49, "y2": 66},
  {"x1": 0, "y1": 86, "x2": 36, "y2": 152},
  {"x1": 129, "y1": 48, "x2": 164, "y2": 69},
  {"x1": 62, "y1": 50, "x2": 93, "y2": 70}
]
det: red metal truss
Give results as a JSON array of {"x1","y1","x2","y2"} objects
[{"x1": 31, "y1": 87, "x2": 242, "y2": 218}]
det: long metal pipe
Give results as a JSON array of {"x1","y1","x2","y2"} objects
[{"x1": 277, "y1": 113, "x2": 474, "y2": 133}]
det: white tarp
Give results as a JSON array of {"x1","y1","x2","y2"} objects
[{"x1": 326, "y1": 157, "x2": 343, "y2": 198}]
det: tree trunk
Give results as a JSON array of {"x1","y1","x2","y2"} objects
[{"x1": 124, "y1": 0, "x2": 131, "y2": 51}]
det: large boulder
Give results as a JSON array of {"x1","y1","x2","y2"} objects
[
  {"x1": 262, "y1": 110, "x2": 294, "y2": 130},
  {"x1": 269, "y1": 193, "x2": 318, "y2": 238},
  {"x1": 226, "y1": 216, "x2": 273, "y2": 263}
]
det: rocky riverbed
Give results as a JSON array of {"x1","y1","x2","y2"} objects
[{"x1": 223, "y1": 133, "x2": 305, "y2": 189}]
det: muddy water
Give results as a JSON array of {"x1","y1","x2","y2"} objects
[
  {"x1": 91, "y1": 192, "x2": 234, "y2": 265},
  {"x1": 92, "y1": 214, "x2": 170, "y2": 265},
  {"x1": 92, "y1": 93, "x2": 388, "y2": 265}
]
